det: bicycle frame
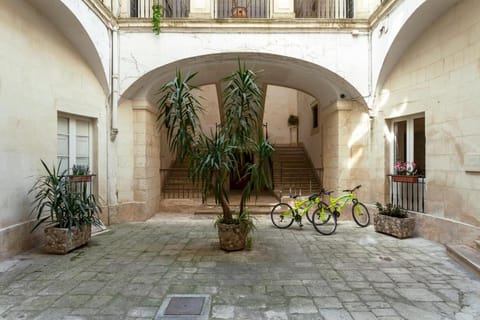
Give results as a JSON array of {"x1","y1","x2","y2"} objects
[
  {"x1": 324, "y1": 192, "x2": 356, "y2": 214},
  {"x1": 282, "y1": 195, "x2": 319, "y2": 219}
]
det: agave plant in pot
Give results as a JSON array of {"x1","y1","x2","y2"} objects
[
  {"x1": 156, "y1": 61, "x2": 273, "y2": 251},
  {"x1": 29, "y1": 160, "x2": 102, "y2": 254}
]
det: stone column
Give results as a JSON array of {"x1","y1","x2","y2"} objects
[
  {"x1": 272, "y1": 0, "x2": 295, "y2": 18},
  {"x1": 189, "y1": 0, "x2": 214, "y2": 18},
  {"x1": 321, "y1": 100, "x2": 371, "y2": 193},
  {"x1": 132, "y1": 105, "x2": 161, "y2": 219}
]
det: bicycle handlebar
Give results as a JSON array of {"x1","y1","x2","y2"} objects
[
  {"x1": 289, "y1": 193, "x2": 320, "y2": 200},
  {"x1": 342, "y1": 185, "x2": 362, "y2": 193}
]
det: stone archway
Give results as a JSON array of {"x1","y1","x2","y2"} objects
[{"x1": 116, "y1": 53, "x2": 370, "y2": 220}]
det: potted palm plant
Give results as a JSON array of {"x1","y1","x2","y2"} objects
[
  {"x1": 29, "y1": 160, "x2": 102, "y2": 254},
  {"x1": 156, "y1": 61, "x2": 273, "y2": 251}
]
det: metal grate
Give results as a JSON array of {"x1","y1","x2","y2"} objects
[{"x1": 156, "y1": 294, "x2": 211, "y2": 320}]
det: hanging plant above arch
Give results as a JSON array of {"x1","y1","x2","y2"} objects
[{"x1": 152, "y1": 3, "x2": 163, "y2": 35}]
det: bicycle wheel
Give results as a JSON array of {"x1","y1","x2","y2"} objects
[
  {"x1": 312, "y1": 203, "x2": 337, "y2": 235},
  {"x1": 352, "y1": 202, "x2": 370, "y2": 227},
  {"x1": 304, "y1": 203, "x2": 314, "y2": 223},
  {"x1": 271, "y1": 203, "x2": 295, "y2": 229}
]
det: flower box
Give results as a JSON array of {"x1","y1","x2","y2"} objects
[
  {"x1": 68, "y1": 175, "x2": 93, "y2": 183},
  {"x1": 44, "y1": 224, "x2": 91, "y2": 254},
  {"x1": 373, "y1": 214, "x2": 415, "y2": 239},
  {"x1": 392, "y1": 175, "x2": 418, "y2": 183}
]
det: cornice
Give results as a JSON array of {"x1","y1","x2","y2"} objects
[
  {"x1": 83, "y1": 0, "x2": 400, "y2": 34},
  {"x1": 118, "y1": 18, "x2": 370, "y2": 33},
  {"x1": 82, "y1": 0, "x2": 118, "y2": 30}
]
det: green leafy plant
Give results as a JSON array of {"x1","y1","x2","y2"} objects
[
  {"x1": 156, "y1": 61, "x2": 273, "y2": 231},
  {"x1": 72, "y1": 164, "x2": 89, "y2": 176},
  {"x1": 29, "y1": 160, "x2": 102, "y2": 231},
  {"x1": 375, "y1": 202, "x2": 408, "y2": 218},
  {"x1": 288, "y1": 114, "x2": 299, "y2": 126},
  {"x1": 152, "y1": 3, "x2": 163, "y2": 35}
]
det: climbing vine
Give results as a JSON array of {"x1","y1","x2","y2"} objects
[{"x1": 152, "y1": 3, "x2": 163, "y2": 35}]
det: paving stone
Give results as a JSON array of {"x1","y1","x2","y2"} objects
[
  {"x1": 289, "y1": 297, "x2": 318, "y2": 314},
  {"x1": 319, "y1": 309, "x2": 353, "y2": 319},
  {"x1": 0, "y1": 216, "x2": 479, "y2": 319},
  {"x1": 211, "y1": 305, "x2": 234, "y2": 319},
  {"x1": 350, "y1": 311, "x2": 377, "y2": 320},
  {"x1": 396, "y1": 288, "x2": 443, "y2": 302}
]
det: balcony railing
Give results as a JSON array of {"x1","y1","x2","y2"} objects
[
  {"x1": 215, "y1": 0, "x2": 270, "y2": 19},
  {"x1": 130, "y1": 0, "x2": 189, "y2": 18},
  {"x1": 127, "y1": 0, "x2": 354, "y2": 19},
  {"x1": 388, "y1": 175, "x2": 425, "y2": 213},
  {"x1": 295, "y1": 0, "x2": 354, "y2": 19}
]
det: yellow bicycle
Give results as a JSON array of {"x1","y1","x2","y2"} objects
[
  {"x1": 270, "y1": 193, "x2": 335, "y2": 235},
  {"x1": 312, "y1": 185, "x2": 370, "y2": 235}
]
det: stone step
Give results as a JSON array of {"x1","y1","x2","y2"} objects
[{"x1": 446, "y1": 244, "x2": 480, "y2": 277}]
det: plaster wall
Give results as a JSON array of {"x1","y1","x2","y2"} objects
[
  {"x1": 117, "y1": 31, "x2": 370, "y2": 98},
  {"x1": 0, "y1": 1, "x2": 107, "y2": 257},
  {"x1": 264, "y1": 86, "x2": 298, "y2": 145},
  {"x1": 196, "y1": 85, "x2": 221, "y2": 136},
  {"x1": 297, "y1": 92, "x2": 322, "y2": 169},
  {"x1": 376, "y1": 0, "x2": 480, "y2": 231}
]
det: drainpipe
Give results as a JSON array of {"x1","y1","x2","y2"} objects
[
  {"x1": 105, "y1": 0, "x2": 121, "y2": 225},
  {"x1": 110, "y1": 28, "x2": 119, "y2": 141}
]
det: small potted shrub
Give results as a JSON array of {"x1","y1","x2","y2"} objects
[
  {"x1": 287, "y1": 115, "x2": 299, "y2": 126},
  {"x1": 374, "y1": 202, "x2": 415, "y2": 238},
  {"x1": 29, "y1": 160, "x2": 102, "y2": 254}
]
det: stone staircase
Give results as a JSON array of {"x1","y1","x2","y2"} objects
[
  {"x1": 446, "y1": 239, "x2": 480, "y2": 277},
  {"x1": 160, "y1": 160, "x2": 201, "y2": 199},
  {"x1": 272, "y1": 145, "x2": 323, "y2": 197},
  {"x1": 161, "y1": 145, "x2": 323, "y2": 200}
]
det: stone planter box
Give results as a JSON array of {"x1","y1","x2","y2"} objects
[
  {"x1": 217, "y1": 223, "x2": 247, "y2": 251},
  {"x1": 44, "y1": 224, "x2": 91, "y2": 254},
  {"x1": 373, "y1": 214, "x2": 415, "y2": 239}
]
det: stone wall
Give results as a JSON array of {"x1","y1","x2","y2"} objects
[
  {"x1": 0, "y1": 1, "x2": 107, "y2": 257},
  {"x1": 376, "y1": 0, "x2": 480, "y2": 232}
]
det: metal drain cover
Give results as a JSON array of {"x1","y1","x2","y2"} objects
[
  {"x1": 156, "y1": 294, "x2": 211, "y2": 319},
  {"x1": 165, "y1": 297, "x2": 204, "y2": 315}
]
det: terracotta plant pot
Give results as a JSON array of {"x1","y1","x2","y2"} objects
[
  {"x1": 44, "y1": 224, "x2": 91, "y2": 254},
  {"x1": 392, "y1": 175, "x2": 418, "y2": 183},
  {"x1": 68, "y1": 175, "x2": 92, "y2": 182},
  {"x1": 373, "y1": 214, "x2": 415, "y2": 239},
  {"x1": 217, "y1": 222, "x2": 248, "y2": 251}
]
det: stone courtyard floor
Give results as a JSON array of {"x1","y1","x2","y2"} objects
[{"x1": 0, "y1": 214, "x2": 479, "y2": 320}]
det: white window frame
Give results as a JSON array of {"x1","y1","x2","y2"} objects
[
  {"x1": 57, "y1": 114, "x2": 93, "y2": 174},
  {"x1": 390, "y1": 113, "x2": 425, "y2": 174}
]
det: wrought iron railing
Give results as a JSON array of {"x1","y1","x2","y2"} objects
[
  {"x1": 215, "y1": 0, "x2": 270, "y2": 19},
  {"x1": 275, "y1": 167, "x2": 323, "y2": 197},
  {"x1": 127, "y1": 0, "x2": 356, "y2": 19},
  {"x1": 130, "y1": 0, "x2": 189, "y2": 18},
  {"x1": 160, "y1": 168, "x2": 202, "y2": 199},
  {"x1": 294, "y1": 0, "x2": 354, "y2": 18},
  {"x1": 388, "y1": 175, "x2": 425, "y2": 213}
]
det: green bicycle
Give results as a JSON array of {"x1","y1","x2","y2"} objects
[
  {"x1": 271, "y1": 193, "x2": 334, "y2": 234},
  {"x1": 312, "y1": 185, "x2": 370, "y2": 234}
]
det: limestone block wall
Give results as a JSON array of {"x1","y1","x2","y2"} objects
[
  {"x1": 0, "y1": 1, "x2": 107, "y2": 257},
  {"x1": 376, "y1": 0, "x2": 480, "y2": 236},
  {"x1": 320, "y1": 101, "x2": 372, "y2": 200}
]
